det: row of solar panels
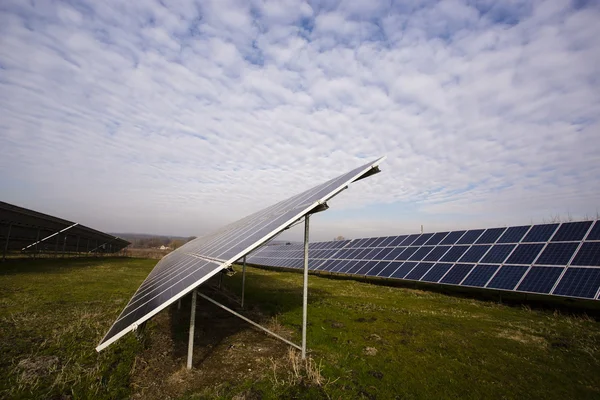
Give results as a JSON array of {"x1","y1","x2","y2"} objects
[
  {"x1": 247, "y1": 220, "x2": 600, "y2": 301},
  {"x1": 0, "y1": 201, "x2": 129, "y2": 253}
]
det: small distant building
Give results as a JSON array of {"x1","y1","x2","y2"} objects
[{"x1": 159, "y1": 245, "x2": 171, "y2": 250}]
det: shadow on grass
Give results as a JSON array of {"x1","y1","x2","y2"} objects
[
  {"x1": 166, "y1": 272, "x2": 331, "y2": 367},
  {"x1": 252, "y1": 263, "x2": 600, "y2": 319},
  {"x1": 0, "y1": 256, "x2": 133, "y2": 276}
]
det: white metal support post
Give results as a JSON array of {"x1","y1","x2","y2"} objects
[
  {"x1": 302, "y1": 214, "x2": 310, "y2": 360},
  {"x1": 241, "y1": 256, "x2": 247, "y2": 308},
  {"x1": 2, "y1": 224, "x2": 12, "y2": 262},
  {"x1": 187, "y1": 289, "x2": 197, "y2": 369}
]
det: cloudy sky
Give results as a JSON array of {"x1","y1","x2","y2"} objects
[{"x1": 1, "y1": 0, "x2": 599, "y2": 241}]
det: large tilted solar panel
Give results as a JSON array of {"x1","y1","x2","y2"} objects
[
  {"x1": 96, "y1": 157, "x2": 385, "y2": 351},
  {"x1": 247, "y1": 220, "x2": 600, "y2": 301}
]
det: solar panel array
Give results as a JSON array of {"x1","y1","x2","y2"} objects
[
  {"x1": 97, "y1": 157, "x2": 385, "y2": 351},
  {"x1": 247, "y1": 220, "x2": 600, "y2": 301},
  {"x1": 0, "y1": 201, "x2": 129, "y2": 254}
]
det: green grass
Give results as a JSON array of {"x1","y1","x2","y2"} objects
[
  {"x1": 1, "y1": 258, "x2": 600, "y2": 399},
  {"x1": 0, "y1": 257, "x2": 156, "y2": 399}
]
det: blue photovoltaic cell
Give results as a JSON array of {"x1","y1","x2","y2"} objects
[
  {"x1": 424, "y1": 232, "x2": 449, "y2": 246},
  {"x1": 440, "y1": 231, "x2": 466, "y2": 245},
  {"x1": 391, "y1": 262, "x2": 418, "y2": 279},
  {"x1": 379, "y1": 237, "x2": 395, "y2": 247},
  {"x1": 388, "y1": 235, "x2": 409, "y2": 246},
  {"x1": 517, "y1": 267, "x2": 564, "y2": 294},
  {"x1": 372, "y1": 237, "x2": 388, "y2": 247},
  {"x1": 366, "y1": 261, "x2": 389, "y2": 276},
  {"x1": 384, "y1": 247, "x2": 406, "y2": 260},
  {"x1": 396, "y1": 247, "x2": 419, "y2": 261},
  {"x1": 405, "y1": 262, "x2": 435, "y2": 280},
  {"x1": 553, "y1": 268, "x2": 600, "y2": 298},
  {"x1": 412, "y1": 233, "x2": 434, "y2": 246},
  {"x1": 522, "y1": 224, "x2": 559, "y2": 243},
  {"x1": 475, "y1": 227, "x2": 507, "y2": 244},
  {"x1": 480, "y1": 244, "x2": 516, "y2": 264},
  {"x1": 462, "y1": 265, "x2": 499, "y2": 287},
  {"x1": 497, "y1": 225, "x2": 530, "y2": 243},
  {"x1": 535, "y1": 242, "x2": 579, "y2": 266},
  {"x1": 457, "y1": 229, "x2": 485, "y2": 244},
  {"x1": 551, "y1": 221, "x2": 593, "y2": 242},
  {"x1": 458, "y1": 245, "x2": 491, "y2": 263},
  {"x1": 421, "y1": 263, "x2": 453, "y2": 283},
  {"x1": 585, "y1": 221, "x2": 600, "y2": 241},
  {"x1": 408, "y1": 246, "x2": 434, "y2": 261},
  {"x1": 334, "y1": 260, "x2": 355, "y2": 273},
  {"x1": 347, "y1": 260, "x2": 368, "y2": 274},
  {"x1": 402, "y1": 234, "x2": 422, "y2": 246},
  {"x1": 571, "y1": 242, "x2": 600, "y2": 266},
  {"x1": 423, "y1": 246, "x2": 451, "y2": 261},
  {"x1": 440, "y1": 246, "x2": 469, "y2": 262},
  {"x1": 356, "y1": 260, "x2": 380, "y2": 275},
  {"x1": 486, "y1": 265, "x2": 528, "y2": 290},
  {"x1": 506, "y1": 244, "x2": 544, "y2": 265},
  {"x1": 362, "y1": 238, "x2": 379, "y2": 247},
  {"x1": 440, "y1": 264, "x2": 474, "y2": 284},
  {"x1": 377, "y1": 262, "x2": 402, "y2": 277},
  {"x1": 374, "y1": 247, "x2": 394, "y2": 260}
]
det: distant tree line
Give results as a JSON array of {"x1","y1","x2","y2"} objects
[{"x1": 117, "y1": 234, "x2": 197, "y2": 250}]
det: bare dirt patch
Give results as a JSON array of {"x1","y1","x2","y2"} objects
[
  {"x1": 130, "y1": 290, "x2": 293, "y2": 399},
  {"x1": 497, "y1": 329, "x2": 548, "y2": 348}
]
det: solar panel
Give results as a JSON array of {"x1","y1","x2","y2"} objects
[
  {"x1": 421, "y1": 263, "x2": 453, "y2": 283},
  {"x1": 391, "y1": 262, "x2": 418, "y2": 278},
  {"x1": 97, "y1": 157, "x2": 385, "y2": 351},
  {"x1": 462, "y1": 265, "x2": 499, "y2": 287},
  {"x1": 517, "y1": 267, "x2": 564, "y2": 294},
  {"x1": 486, "y1": 265, "x2": 528, "y2": 290},
  {"x1": 457, "y1": 229, "x2": 485, "y2": 244},
  {"x1": 586, "y1": 221, "x2": 600, "y2": 241},
  {"x1": 247, "y1": 219, "x2": 600, "y2": 302},
  {"x1": 458, "y1": 245, "x2": 491, "y2": 263},
  {"x1": 551, "y1": 221, "x2": 593, "y2": 242},
  {"x1": 440, "y1": 231, "x2": 466, "y2": 245},
  {"x1": 522, "y1": 224, "x2": 559, "y2": 243},
  {"x1": 480, "y1": 244, "x2": 515, "y2": 264},
  {"x1": 535, "y1": 243, "x2": 579, "y2": 265},
  {"x1": 405, "y1": 262, "x2": 435, "y2": 280},
  {"x1": 440, "y1": 264, "x2": 475, "y2": 284},
  {"x1": 497, "y1": 225, "x2": 530, "y2": 243},
  {"x1": 505, "y1": 244, "x2": 544, "y2": 265},
  {"x1": 553, "y1": 268, "x2": 600, "y2": 299},
  {"x1": 475, "y1": 227, "x2": 506, "y2": 244},
  {"x1": 571, "y1": 243, "x2": 600, "y2": 266}
]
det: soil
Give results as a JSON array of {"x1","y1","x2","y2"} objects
[{"x1": 130, "y1": 288, "x2": 291, "y2": 399}]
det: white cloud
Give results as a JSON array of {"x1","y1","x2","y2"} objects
[{"x1": 0, "y1": 0, "x2": 599, "y2": 241}]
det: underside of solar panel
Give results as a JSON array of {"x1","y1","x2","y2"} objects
[
  {"x1": 96, "y1": 157, "x2": 386, "y2": 351},
  {"x1": 247, "y1": 220, "x2": 600, "y2": 301}
]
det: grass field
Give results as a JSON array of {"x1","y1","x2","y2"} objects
[{"x1": 1, "y1": 258, "x2": 600, "y2": 399}]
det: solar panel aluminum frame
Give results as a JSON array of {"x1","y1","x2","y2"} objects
[{"x1": 96, "y1": 156, "x2": 386, "y2": 352}]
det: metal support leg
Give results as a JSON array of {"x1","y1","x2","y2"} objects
[
  {"x1": 3, "y1": 224, "x2": 11, "y2": 262},
  {"x1": 198, "y1": 292, "x2": 301, "y2": 351},
  {"x1": 55, "y1": 234, "x2": 60, "y2": 257},
  {"x1": 187, "y1": 290, "x2": 197, "y2": 369},
  {"x1": 241, "y1": 256, "x2": 247, "y2": 308},
  {"x1": 302, "y1": 214, "x2": 310, "y2": 359},
  {"x1": 62, "y1": 236, "x2": 67, "y2": 258},
  {"x1": 76, "y1": 236, "x2": 80, "y2": 256},
  {"x1": 178, "y1": 299, "x2": 181, "y2": 310},
  {"x1": 218, "y1": 272, "x2": 223, "y2": 290},
  {"x1": 34, "y1": 229, "x2": 40, "y2": 259}
]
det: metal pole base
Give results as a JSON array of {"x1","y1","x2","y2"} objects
[{"x1": 187, "y1": 290, "x2": 197, "y2": 369}]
